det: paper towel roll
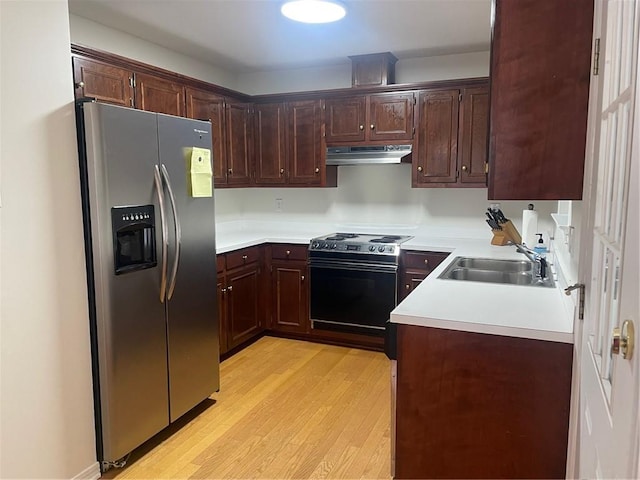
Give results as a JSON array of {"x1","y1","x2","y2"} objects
[{"x1": 522, "y1": 209, "x2": 539, "y2": 247}]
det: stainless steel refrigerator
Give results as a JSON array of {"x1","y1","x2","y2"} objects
[{"x1": 76, "y1": 101, "x2": 219, "y2": 470}]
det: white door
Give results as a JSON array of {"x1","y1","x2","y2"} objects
[{"x1": 578, "y1": 0, "x2": 640, "y2": 477}]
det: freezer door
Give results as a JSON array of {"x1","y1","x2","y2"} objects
[
  {"x1": 157, "y1": 114, "x2": 220, "y2": 421},
  {"x1": 82, "y1": 103, "x2": 170, "y2": 462}
]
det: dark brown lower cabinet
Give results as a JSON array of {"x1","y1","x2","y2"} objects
[
  {"x1": 269, "y1": 244, "x2": 309, "y2": 334},
  {"x1": 217, "y1": 256, "x2": 227, "y2": 355},
  {"x1": 398, "y1": 250, "x2": 450, "y2": 301},
  {"x1": 225, "y1": 263, "x2": 261, "y2": 350},
  {"x1": 217, "y1": 247, "x2": 264, "y2": 354},
  {"x1": 394, "y1": 324, "x2": 573, "y2": 479}
]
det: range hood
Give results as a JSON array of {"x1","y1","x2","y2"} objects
[{"x1": 326, "y1": 145, "x2": 412, "y2": 166}]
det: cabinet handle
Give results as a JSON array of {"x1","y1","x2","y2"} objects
[
  {"x1": 315, "y1": 167, "x2": 320, "y2": 173},
  {"x1": 370, "y1": 124, "x2": 375, "y2": 130},
  {"x1": 242, "y1": 255, "x2": 248, "y2": 261},
  {"x1": 227, "y1": 285, "x2": 233, "y2": 292},
  {"x1": 417, "y1": 166, "x2": 423, "y2": 172},
  {"x1": 75, "y1": 81, "x2": 85, "y2": 89},
  {"x1": 286, "y1": 250, "x2": 291, "y2": 256},
  {"x1": 461, "y1": 165, "x2": 468, "y2": 172},
  {"x1": 228, "y1": 168, "x2": 233, "y2": 175},
  {"x1": 221, "y1": 287, "x2": 227, "y2": 293},
  {"x1": 405, "y1": 284, "x2": 410, "y2": 290},
  {"x1": 301, "y1": 275, "x2": 305, "y2": 281},
  {"x1": 280, "y1": 168, "x2": 285, "y2": 174},
  {"x1": 424, "y1": 259, "x2": 429, "y2": 265},
  {"x1": 359, "y1": 125, "x2": 364, "y2": 131}
]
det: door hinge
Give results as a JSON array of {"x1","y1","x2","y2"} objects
[
  {"x1": 456, "y1": 169, "x2": 460, "y2": 179},
  {"x1": 564, "y1": 283, "x2": 586, "y2": 320},
  {"x1": 128, "y1": 76, "x2": 134, "y2": 87},
  {"x1": 593, "y1": 38, "x2": 600, "y2": 76},
  {"x1": 413, "y1": 96, "x2": 417, "y2": 105},
  {"x1": 484, "y1": 162, "x2": 489, "y2": 174},
  {"x1": 459, "y1": 93, "x2": 462, "y2": 102},
  {"x1": 130, "y1": 97, "x2": 134, "y2": 107}
]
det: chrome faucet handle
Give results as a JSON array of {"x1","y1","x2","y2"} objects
[{"x1": 514, "y1": 243, "x2": 547, "y2": 279}]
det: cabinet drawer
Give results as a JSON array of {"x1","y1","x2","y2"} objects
[
  {"x1": 216, "y1": 255, "x2": 225, "y2": 273},
  {"x1": 226, "y1": 246, "x2": 260, "y2": 270},
  {"x1": 402, "y1": 251, "x2": 450, "y2": 271},
  {"x1": 271, "y1": 244, "x2": 308, "y2": 261}
]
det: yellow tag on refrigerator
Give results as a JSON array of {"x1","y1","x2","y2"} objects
[{"x1": 188, "y1": 147, "x2": 212, "y2": 197}]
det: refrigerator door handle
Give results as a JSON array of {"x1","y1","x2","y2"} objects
[
  {"x1": 161, "y1": 164, "x2": 182, "y2": 301},
  {"x1": 154, "y1": 165, "x2": 169, "y2": 303}
]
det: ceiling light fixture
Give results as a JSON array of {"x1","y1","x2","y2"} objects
[{"x1": 281, "y1": 0, "x2": 347, "y2": 24}]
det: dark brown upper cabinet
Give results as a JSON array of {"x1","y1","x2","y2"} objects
[
  {"x1": 254, "y1": 100, "x2": 335, "y2": 187},
  {"x1": 254, "y1": 103, "x2": 287, "y2": 185},
  {"x1": 324, "y1": 92, "x2": 415, "y2": 145},
  {"x1": 488, "y1": 0, "x2": 594, "y2": 200},
  {"x1": 413, "y1": 89, "x2": 460, "y2": 186},
  {"x1": 72, "y1": 57, "x2": 134, "y2": 107},
  {"x1": 287, "y1": 100, "x2": 334, "y2": 186},
  {"x1": 413, "y1": 84, "x2": 488, "y2": 188},
  {"x1": 134, "y1": 73, "x2": 185, "y2": 117},
  {"x1": 185, "y1": 87, "x2": 227, "y2": 186},
  {"x1": 459, "y1": 85, "x2": 489, "y2": 185},
  {"x1": 225, "y1": 101, "x2": 253, "y2": 186}
]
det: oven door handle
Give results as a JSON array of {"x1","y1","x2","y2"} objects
[{"x1": 309, "y1": 261, "x2": 397, "y2": 274}]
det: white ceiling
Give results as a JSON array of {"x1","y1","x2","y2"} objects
[{"x1": 68, "y1": 0, "x2": 492, "y2": 73}]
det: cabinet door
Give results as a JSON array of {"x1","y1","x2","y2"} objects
[
  {"x1": 458, "y1": 86, "x2": 489, "y2": 185},
  {"x1": 226, "y1": 264, "x2": 261, "y2": 349},
  {"x1": 225, "y1": 102, "x2": 253, "y2": 185},
  {"x1": 413, "y1": 90, "x2": 459, "y2": 185},
  {"x1": 134, "y1": 73, "x2": 185, "y2": 116},
  {"x1": 488, "y1": 0, "x2": 593, "y2": 200},
  {"x1": 398, "y1": 251, "x2": 450, "y2": 301},
  {"x1": 185, "y1": 87, "x2": 227, "y2": 186},
  {"x1": 398, "y1": 271, "x2": 427, "y2": 302},
  {"x1": 287, "y1": 100, "x2": 325, "y2": 185},
  {"x1": 217, "y1": 277, "x2": 228, "y2": 355},
  {"x1": 254, "y1": 103, "x2": 287, "y2": 185},
  {"x1": 324, "y1": 96, "x2": 366, "y2": 143},
  {"x1": 369, "y1": 92, "x2": 414, "y2": 141},
  {"x1": 72, "y1": 57, "x2": 134, "y2": 107},
  {"x1": 271, "y1": 261, "x2": 309, "y2": 334}
]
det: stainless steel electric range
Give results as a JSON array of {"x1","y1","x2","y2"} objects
[{"x1": 308, "y1": 233, "x2": 413, "y2": 336}]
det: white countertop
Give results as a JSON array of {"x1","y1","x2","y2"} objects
[
  {"x1": 216, "y1": 221, "x2": 575, "y2": 344},
  {"x1": 392, "y1": 235, "x2": 574, "y2": 344}
]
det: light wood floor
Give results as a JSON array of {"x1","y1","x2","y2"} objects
[{"x1": 103, "y1": 336, "x2": 392, "y2": 479}]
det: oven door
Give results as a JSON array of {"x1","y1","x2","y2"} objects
[{"x1": 310, "y1": 259, "x2": 397, "y2": 336}]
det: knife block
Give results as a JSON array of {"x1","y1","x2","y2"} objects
[
  {"x1": 501, "y1": 220, "x2": 523, "y2": 245},
  {"x1": 490, "y1": 229, "x2": 511, "y2": 246},
  {"x1": 490, "y1": 220, "x2": 523, "y2": 246}
]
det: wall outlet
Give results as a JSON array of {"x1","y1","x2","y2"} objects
[{"x1": 275, "y1": 198, "x2": 283, "y2": 212}]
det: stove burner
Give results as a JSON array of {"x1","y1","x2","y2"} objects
[
  {"x1": 325, "y1": 233, "x2": 360, "y2": 241},
  {"x1": 369, "y1": 235, "x2": 403, "y2": 243}
]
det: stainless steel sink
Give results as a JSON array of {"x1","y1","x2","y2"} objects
[
  {"x1": 455, "y1": 258, "x2": 532, "y2": 272},
  {"x1": 438, "y1": 256, "x2": 555, "y2": 287}
]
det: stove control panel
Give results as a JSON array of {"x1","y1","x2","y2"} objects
[{"x1": 309, "y1": 241, "x2": 399, "y2": 255}]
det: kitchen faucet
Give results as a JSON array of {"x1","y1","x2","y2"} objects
[{"x1": 515, "y1": 243, "x2": 548, "y2": 280}]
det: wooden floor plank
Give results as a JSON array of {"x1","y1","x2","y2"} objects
[{"x1": 102, "y1": 337, "x2": 391, "y2": 480}]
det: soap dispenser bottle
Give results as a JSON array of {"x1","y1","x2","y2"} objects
[{"x1": 533, "y1": 233, "x2": 547, "y2": 255}]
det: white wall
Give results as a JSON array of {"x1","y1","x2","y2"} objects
[
  {"x1": 1, "y1": 2, "x2": 98, "y2": 479},
  {"x1": 69, "y1": 14, "x2": 238, "y2": 90},
  {"x1": 236, "y1": 51, "x2": 491, "y2": 94},
  {"x1": 216, "y1": 166, "x2": 557, "y2": 239}
]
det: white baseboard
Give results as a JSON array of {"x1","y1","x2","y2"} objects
[{"x1": 72, "y1": 462, "x2": 101, "y2": 480}]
